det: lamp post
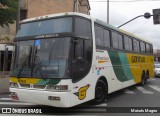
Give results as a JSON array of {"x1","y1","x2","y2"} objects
[
  {"x1": 16, "y1": 0, "x2": 20, "y2": 33},
  {"x1": 118, "y1": 12, "x2": 152, "y2": 28},
  {"x1": 89, "y1": 0, "x2": 110, "y2": 23}
]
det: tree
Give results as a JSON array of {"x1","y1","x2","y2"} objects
[{"x1": 0, "y1": 0, "x2": 18, "y2": 27}]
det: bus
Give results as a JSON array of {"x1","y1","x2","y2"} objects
[{"x1": 9, "y1": 12, "x2": 154, "y2": 107}]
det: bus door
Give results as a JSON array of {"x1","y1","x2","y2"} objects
[{"x1": 71, "y1": 38, "x2": 93, "y2": 105}]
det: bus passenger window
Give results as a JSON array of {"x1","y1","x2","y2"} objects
[
  {"x1": 104, "y1": 29, "x2": 110, "y2": 47},
  {"x1": 140, "y1": 41, "x2": 146, "y2": 53},
  {"x1": 95, "y1": 25, "x2": 104, "y2": 46},
  {"x1": 124, "y1": 36, "x2": 129, "y2": 51},
  {"x1": 146, "y1": 43, "x2": 151, "y2": 54},
  {"x1": 124, "y1": 36, "x2": 132, "y2": 51},
  {"x1": 133, "y1": 39, "x2": 140, "y2": 52},
  {"x1": 118, "y1": 34, "x2": 123, "y2": 50},
  {"x1": 112, "y1": 32, "x2": 118, "y2": 49}
]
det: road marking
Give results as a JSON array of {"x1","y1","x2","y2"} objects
[
  {"x1": 0, "y1": 102, "x2": 37, "y2": 105},
  {"x1": 95, "y1": 103, "x2": 107, "y2": 107},
  {"x1": 136, "y1": 86, "x2": 154, "y2": 94},
  {"x1": 148, "y1": 85, "x2": 160, "y2": 92},
  {"x1": 151, "y1": 78, "x2": 156, "y2": 80},
  {"x1": 0, "y1": 98, "x2": 12, "y2": 101},
  {"x1": 124, "y1": 89, "x2": 136, "y2": 94}
]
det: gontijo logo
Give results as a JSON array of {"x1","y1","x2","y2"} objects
[
  {"x1": 74, "y1": 84, "x2": 90, "y2": 100},
  {"x1": 96, "y1": 56, "x2": 110, "y2": 63},
  {"x1": 131, "y1": 56, "x2": 145, "y2": 63}
]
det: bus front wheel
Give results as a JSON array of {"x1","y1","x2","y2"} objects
[{"x1": 95, "y1": 80, "x2": 107, "y2": 103}]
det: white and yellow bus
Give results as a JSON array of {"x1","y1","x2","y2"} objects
[{"x1": 10, "y1": 12, "x2": 154, "y2": 107}]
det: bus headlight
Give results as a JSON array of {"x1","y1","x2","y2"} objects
[
  {"x1": 46, "y1": 85, "x2": 68, "y2": 91},
  {"x1": 10, "y1": 82, "x2": 19, "y2": 88}
]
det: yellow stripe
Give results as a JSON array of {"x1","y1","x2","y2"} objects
[
  {"x1": 98, "y1": 60, "x2": 109, "y2": 63},
  {"x1": 10, "y1": 77, "x2": 40, "y2": 84}
]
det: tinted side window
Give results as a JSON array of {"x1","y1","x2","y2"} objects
[
  {"x1": 128, "y1": 37, "x2": 133, "y2": 51},
  {"x1": 72, "y1": 38, "x2": 92, "y2": 83},
  {"x1": 73, "y1": 39, "x2": 83, "y2": 59},
  {"x1": 118, "y1": 34, "x2": 123, "y2": 50},
  {"x1": 104, "y1": 29, "x2": 110, "y2": 47},
  {"x1": 133, "y1": 39, "x2": 140, "y2": 52},
  {"x1": 140, "y1": 41, "x2": 146, "y2": 53},
  {"x1": 124, "y1": 36, "x2": 132, "y2": 51},
  {"x1": 95, "y1": 25, "x2": 103, "y2": 46},
  {"x1": 150, "y1": 44, "x2": 153, "y2": 54},
  {"x1": 146, "y1": 43, "x2": 151, "y2": 54},
  {"x1": 112, "y1": 32, "x2": 119, "y2": 49},
  {"x1": 84, "y1": 40, "x2": 92, "y2": 62},
  {"x1": 75, "y1": 17, "x2": 92, "y2": 39},
  {"x1": 124, "y1": 36, "x2": 129, "y2": 51}
]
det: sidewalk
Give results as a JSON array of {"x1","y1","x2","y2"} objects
[{"x1": 0, "y1": 72, "x2": 10, "y2": 94}]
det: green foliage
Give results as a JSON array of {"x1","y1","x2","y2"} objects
[{"x1": 0, "y1": 0, "x2": 18, "y2": 27}]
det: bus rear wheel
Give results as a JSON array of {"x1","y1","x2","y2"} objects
[
  {"x1": 141, "y1": 72, "x2": 147, "y2": 86},
  {"x1": 95, "y1": 80, "x2": 107, "y2": 103}
]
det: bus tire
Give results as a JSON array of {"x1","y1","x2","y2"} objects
[
  {"x1": 95, "y1": 80, "x2": 107, "y2": 103},
  {"x1": 141, "y1": 72, "x2": 146, "y2": 86},
  {"x1": 145, "y1": 71, "x2": 149, "y2": 82}
]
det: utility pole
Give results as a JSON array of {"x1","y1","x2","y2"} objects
[
  {"x1": 16, "y1": 0, "x2": 20, "y2": 33},
  {"x1": 107, "y1": 0, "x2": 109, "y2": 23}
]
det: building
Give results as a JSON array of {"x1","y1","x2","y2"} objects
[
  {"x1": 22, "y1": 0, "x2": 90, "y2": 19},
  {"x1": 0, "y1": 0, "x2": 91, "y2": 43},
  {"x1": 0, "y1": 2, "x2": 16, "y2": 43},
  {"x1": 0, "y1": 0, "x2": 90, "y2": 72}
]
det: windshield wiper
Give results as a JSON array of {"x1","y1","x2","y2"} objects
[
  {"x1": 17, "y1": 46, "x2": 32, "y2": 78},
  {"x1": 48, "y1": 41, "x2": 56, "y2": 63},
  {"x1": 17, "y1": 55, "x2": 29, "y2": 78},
  {"x1": 31, "y1": 55, "x2": 46, "y2": 79},
  {"x1": 17, "y1": 54, "x2": 46, "y2": 79}
]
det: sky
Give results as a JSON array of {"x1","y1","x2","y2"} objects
[{"x1": 89, "y1": 0, "x2": 160, "y2": 50}]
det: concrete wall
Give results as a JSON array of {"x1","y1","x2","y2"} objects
[
  {"x1": 27, "y1": 0, "x2": 74, "y2": 18},
  {"x1": 0, "y1": 77, "x2": 10, "y2": 94},
  {"x1": 0, "y1": 21, "x2": 16, "y2": 43},
  {"x1": 79, "y1": 0, "x2": 90, "y2": 14}
]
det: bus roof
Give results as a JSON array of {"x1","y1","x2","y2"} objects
[
  {"x1": 21, "y1": 12, "x2": 92, "y2": 23},
  {"x1": 21, "y1": 12, "x2": 152, "y2": 44},
  {"x1": 95, "y1": 19, "x2": 152, "y2": 44}
]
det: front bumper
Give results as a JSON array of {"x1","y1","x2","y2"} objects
[{"x1": 10, "y1": 88, "x2": 71, "y2": 108}]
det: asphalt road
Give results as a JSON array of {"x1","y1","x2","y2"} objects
[{"x1": 0, "y1": 77, "x2": 160, "y2": 116}]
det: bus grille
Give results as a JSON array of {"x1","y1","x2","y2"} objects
[{"x1": 19, "y1": 84, "x2": 46, "y2": 89}]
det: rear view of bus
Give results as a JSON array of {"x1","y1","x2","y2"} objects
[{"x1": 10, "y1": 12, "x2": 94, "y2": 107}]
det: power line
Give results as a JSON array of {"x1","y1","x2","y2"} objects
[
  {"x1": 133, "y1": 19, "x2": 149, "y2": 34},
  {"x1": 89, "y1": 0, "x2": 160, "y2": 2}
]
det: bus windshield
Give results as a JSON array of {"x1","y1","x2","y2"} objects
[
  {"x1": 16, "y1": 17, "x2": 72, "y2": 37},
  {"x1": 11, "y1": 37, "x2": 71, "y2": 78}
]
